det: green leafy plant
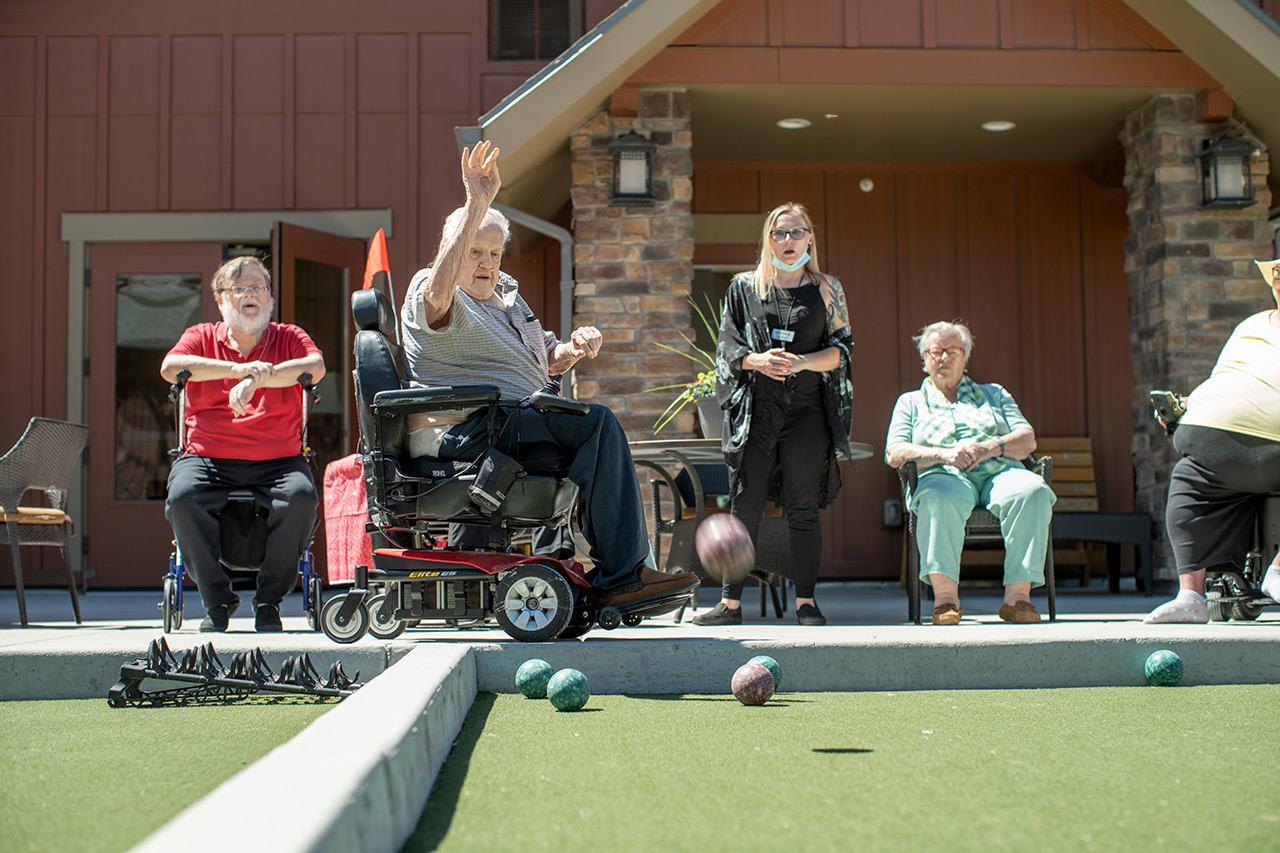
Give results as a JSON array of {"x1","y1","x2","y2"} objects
[{"x1": 647, "y1": 295, "x2": 722, "y2": 433}]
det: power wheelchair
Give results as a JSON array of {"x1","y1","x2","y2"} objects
[
  {"x1": 317, "y1": 287, "x2": 694, "y2": 644},
  {"x1": 160, "y1": 369, "x2": 322, "y2": 632},
  {"x1": 1151, "y1": 390, "x2": 1279, "y2": 621}
]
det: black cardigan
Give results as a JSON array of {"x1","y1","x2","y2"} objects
[{"x1": 713, "y1": 272, "x2": 855, "y2": 508}]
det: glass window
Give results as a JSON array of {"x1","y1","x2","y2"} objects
[
  {"x1": 490, "y1": 0, "x2": 580, "y2": 61},
  {"x1": 114, "y1": 274, "x2": 202, "y2": 500}
]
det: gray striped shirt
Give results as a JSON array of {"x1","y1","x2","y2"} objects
[{"x1": 401, "y1": 268, "x2": 555, "y2": 403}]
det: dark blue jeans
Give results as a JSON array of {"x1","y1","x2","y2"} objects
[
  {"x1": 165, "y1": 454, "x2": 316, "y2": 611},
  {"x1": 438, "y1": 404, "x2": 648, "y2": 590}
]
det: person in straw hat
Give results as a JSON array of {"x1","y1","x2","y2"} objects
[{"x1": 1145, "y1": 257, "x2": 1280, "y2": 622}]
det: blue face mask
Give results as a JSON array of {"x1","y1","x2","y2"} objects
[{"x1": 771, "y1": 250, "x2": 810, "y2": 272}]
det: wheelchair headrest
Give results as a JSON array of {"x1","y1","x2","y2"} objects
[{"x1": 352, "y1": 288, "x2": 396, "y2": 337}]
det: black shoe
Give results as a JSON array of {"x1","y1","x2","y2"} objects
[
  {"x1": 796, "y1": 603, "x2": 826, "y2": 626},
  {"x1": 199, "y1": 600, "x2": 239, "y2": 633},
  {"x1": 254, "y1": 601, "x2": 283, "y2": 633},
  {"x1": 690, "y1": 602, "x2": 742, "y2": 626}
]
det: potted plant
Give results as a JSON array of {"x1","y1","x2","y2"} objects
[{"x1": 648, "y1": 295, "x2": 723, "y2": 437}]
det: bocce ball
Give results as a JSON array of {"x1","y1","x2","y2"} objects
[
  {"x1": 695, "y1": 514, "x2": 754, "y2": 583},
  {"x1": 1144, "y1": 649, "x2": 1184, "y2": 687},
  {"x1": 748, "y1": 655, "x2": 782, "y2": 691},
  {"x1": 515, "y1": 659, "x2": 554, "y2": 699},
  {"x1": 731, "y1": 661, "x2": 775, "y2": 706},
  {"x1": 547, "y1": 668, "x2": 591, "y2": 711}
]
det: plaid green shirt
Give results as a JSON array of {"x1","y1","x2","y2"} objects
[{"x1": 887, "y1": 377, "x2": 1034, "y2": 479}]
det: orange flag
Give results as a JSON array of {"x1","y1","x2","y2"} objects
[{"x1": 362, "y1": 228, "x2": 393, "y2": 300}]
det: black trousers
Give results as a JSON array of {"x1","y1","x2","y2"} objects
[
  {"x1": 166, "y1": 454, "x2": 316, "y2": 611},
  {"x1": 1167, "y1": 425, "x2": 1280, "y2": 574},
  {"x1": 725, "y1": 399, "x2": 830, "y2": 600}
]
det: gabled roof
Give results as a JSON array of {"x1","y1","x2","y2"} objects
[{"x1": 469, "y1": 0, "x2": 1280, "y2": 219}]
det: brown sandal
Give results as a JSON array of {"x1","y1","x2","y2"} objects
[{"x1": 931, "y1": 603, "x2": 962, "y2": 625}]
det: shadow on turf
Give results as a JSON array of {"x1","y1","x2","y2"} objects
[
  {"x1": 402, "y1": 692, "x2": 496, "y2": 851},
  {"x1": 812, "y1": 747, "x2": 873, "y2": 754}
]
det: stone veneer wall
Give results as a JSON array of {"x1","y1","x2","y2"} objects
[
  {"x1": 568, "y1": 90, "x2": 696, "y2": 436},
  {"x1": 1120, "y1": 94, "x2": 1273, "y2": 582}
]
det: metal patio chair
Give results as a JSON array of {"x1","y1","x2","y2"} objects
[{"x1": 0, "y1": 417, "x2": 89, "y2": 626}]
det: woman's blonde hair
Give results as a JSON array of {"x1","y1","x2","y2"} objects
[{"x1": 750, "y1": 202, "x2": 823, "y2": 299}]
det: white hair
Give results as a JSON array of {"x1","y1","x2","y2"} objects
[
  {"x1": 913, "y1": 321, "x2": 974, "y2": 361},
  {"x1": 441, "y1": 206, "x2": 511, "y2": 248}
]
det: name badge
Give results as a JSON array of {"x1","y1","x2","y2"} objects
[{"x1": 771, "y1": 328, "x2": 795, "y2": 343}]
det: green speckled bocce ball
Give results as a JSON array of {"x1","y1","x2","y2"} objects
[
  {"x1": 515, "y1": 659, "x2": 554, "y2": 698},
  {"x1": 1145, "y1": 649, "x2": 1184, "y2": 686},
  {"x1": 748, "y1": 655, "x2": 782, "y2": 690},
  {"x1": 546, "y1": 668, "x2": 590, "y2": 711}
]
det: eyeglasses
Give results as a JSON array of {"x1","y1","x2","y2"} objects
[
  {"x1": 220, "y1": 283, "x2": 270, "y2": 298},
  {"x1": 925, "y1": 346, "x2": 964, "y2": 361},
  {"x1": 769, "y1": 227, "x2": 810, "y2": 243}
]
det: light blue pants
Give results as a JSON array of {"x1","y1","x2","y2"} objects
[{"x1": 909, "y1": 466, "x2": 1056, "y2": 586}]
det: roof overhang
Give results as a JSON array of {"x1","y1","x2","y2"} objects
[{"x1": 458, "y1": 0, "x2": 723, "y2": 220}]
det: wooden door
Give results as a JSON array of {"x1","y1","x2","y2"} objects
[
  {"x1": 86, "y1": 243, "x2": 223, "y2": 586},
  {"x1": 272, "y1": 223, "x2": 367, "y2": 580}
]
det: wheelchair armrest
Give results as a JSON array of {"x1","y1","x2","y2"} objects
[
  {"x1": 371, "y1": 385, "x2": 501, "y2": 416},
  {"x1": 526, "y1": 391, "x2": 589, "y2": 417}
]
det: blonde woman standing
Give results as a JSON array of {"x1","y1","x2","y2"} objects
[{"x1": 692, "y1": 203, "x2": 854, "y2": 627}]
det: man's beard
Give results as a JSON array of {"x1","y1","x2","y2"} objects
[{"x1": 220, "y1": 302, "x2": 270, "y2": 338}]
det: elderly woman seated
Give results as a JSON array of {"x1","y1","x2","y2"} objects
[{"x1": 884, "y1": 321, "x2": 1056, "y2": 625}]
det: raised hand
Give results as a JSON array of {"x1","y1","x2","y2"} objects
[{"x1": 461, "y1": 140, "x2": 501, "y2": 207}]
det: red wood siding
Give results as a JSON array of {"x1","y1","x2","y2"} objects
[{"x1": 695, "y1": 161, "x2": 1132, "y2": 578}]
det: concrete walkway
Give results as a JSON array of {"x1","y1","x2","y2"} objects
[{"x1": 3, "y1": 579, "x2": 1279, "y2": 699}]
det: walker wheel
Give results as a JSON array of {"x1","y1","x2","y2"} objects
[
  {"x1": 162, "y1": 576, "x2": 181, "y2": 633},
  {"x1": 366, "y1": 592, "x2": 407, "y2": 639},
  {"x1": 306, "y1": 575, "x2": 323, "y2": 631},
  {"x1": 320, "y1": 595, "x2": 369, "y2": 644},
  {"x1": 598, "y1": 606, "x2": 622, "y2": 631},
  {"x1": 622, "y1": 613, "x2": 642, "y2": 627}
]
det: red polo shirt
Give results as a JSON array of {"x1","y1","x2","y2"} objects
[{"x1": 167, "y1": 322, "x2": 323, "y2": 461}]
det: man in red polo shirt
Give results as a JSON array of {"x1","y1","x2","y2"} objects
[{"x1": 161, "y1": 256, "x2": 326, "y2": 632}]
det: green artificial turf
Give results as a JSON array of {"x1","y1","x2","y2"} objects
[
  {"x1": 406, "y1": 686, "x2": 1280, "y2": 852},
  {"x1": 0, "y1": 698, "x2": 331, "y2": 852}
]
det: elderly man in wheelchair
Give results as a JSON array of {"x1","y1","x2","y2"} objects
[
  {"x1": 162, "y1": 256, "x2": 325, "y2": 633},
  {"x1": 323, "y1": 141, "x2": 697, "y2": 643}
]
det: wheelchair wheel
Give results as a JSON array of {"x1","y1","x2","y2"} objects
[
  {"x1": 1232, "y1": 600, "x2": 1266, "y2": 621},
  {"x1": 495, "y1": 563, "x2": 573, "y2": 642},
  {"x1": 320, "y1": 595, "x2": 369, "y2": 644},
  {"x1": 162, "y1": 576, "x2": 181, "y2": 633},
  {"x1": 622, "y1": 613, "x2": 643, "y2": 627},
  {"x1": 1205, "y1": 586, "x2": 1232, "y2": 622},
  {"x1": 366, "y1": 592, "x2": 407, "y2": 640}
]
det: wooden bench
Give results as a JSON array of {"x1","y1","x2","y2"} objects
[{"x1": 959, "y1": 437, "x2": 1152, "y2": 593}]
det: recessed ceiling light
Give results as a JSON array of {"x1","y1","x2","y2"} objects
[
  {"x1": 981, "y1": 120, "x2": 1016, "y2": 132},
  {"x1": 776, "y1": 118, "x2": 811, "y2": 130}
]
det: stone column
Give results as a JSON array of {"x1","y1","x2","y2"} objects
[
  {"x1": 1120, "y1": 94, "x2": 1272, "y2": 585},
  {"x1": 568, "y1": 90, "x2": 695, "y2": 436}
]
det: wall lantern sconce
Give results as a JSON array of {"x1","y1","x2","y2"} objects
[
  {"x1": 1198, "y1": 136, "x2": 1258, "y2": 209},
  {"x1": 609, "y1": 130, "x2": 656, "y2": 205}
]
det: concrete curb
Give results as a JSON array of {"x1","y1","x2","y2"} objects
[
  {"x1": 472, "y1": 628, "x2": 1280, "y2": 692},
  {"x1": 132, "y1": 644, "x2": 477, "y2": 853}
]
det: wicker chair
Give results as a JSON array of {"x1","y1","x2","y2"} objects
[
  {"x1": 0, "y1": 417, "x2": 89, "y2": 626},
  {"x1": 898, "y1": 456, "x2": 1056, "y2": 625}
]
